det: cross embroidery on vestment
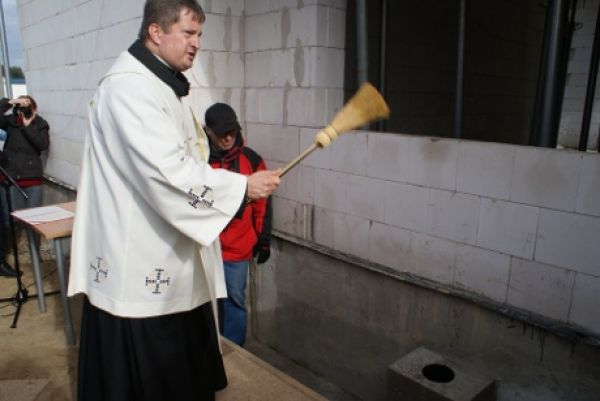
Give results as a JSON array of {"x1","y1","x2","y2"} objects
[
  {"x1": 145, "y1": 268, "x2": 171, "y2": 294},
  {"x1": 89, "y1": 257, "x2": 109, "y2": 283}
]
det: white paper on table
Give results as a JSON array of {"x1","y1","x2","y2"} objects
[{"x1": 12, "y1": 205, "x2": 74, "y2": 224}]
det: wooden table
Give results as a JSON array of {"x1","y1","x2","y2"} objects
[{"x1": 11, "y1": 201, "x2": 76, "y2": 345}]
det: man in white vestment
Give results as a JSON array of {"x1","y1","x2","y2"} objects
[{"x1": 67, "y1": 1, "x2": 280, "y2": 400}]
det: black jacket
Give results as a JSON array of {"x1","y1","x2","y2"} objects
[{"x1": 0, "y1": 98, "x2": 50, "y2": 180}]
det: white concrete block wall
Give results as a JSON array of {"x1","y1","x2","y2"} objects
[{"x1": 273, "y1": 129, "x2": 600, "y2": 336}]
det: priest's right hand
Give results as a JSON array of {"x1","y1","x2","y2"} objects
[{"x1": 246, "y1": 169, "x2": 280, "y2": 200}]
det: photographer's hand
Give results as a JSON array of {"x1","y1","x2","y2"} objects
[{"x1": 8, "y1": 98, "x2": 30, "y2": 107}]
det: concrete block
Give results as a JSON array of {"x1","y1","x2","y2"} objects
[
  {"x1": 202, "y1": 14, "x2": 242, "y2": 52},
  {"x1": 454, "y1": 245, "x2": 510, "y2": 303},
  {"x1": 346, "y1": 174, "x2": 385, "y2": 221},
  {"x1": 270, "y1": 125, "x2": 300, "y2": 163},
  {"x1": 535, "y1": 209, "x2": 600, "y2": 276},
  {"x1": 211, "y1": 52, "x2": 244, "y2": 88},
  {"x1": 245, "y1": 88, "x2": 284, "y2": 125},
  {"x1": 330, "y1": 131, "x2": 368, "y2": 175},
  {"x1": 476, "y1": 199, "x2": 538, "y2": 259},
  {"x1": 312, "y1": 206, "x2": 335, "y2": 248},
  {"x1": 296, "y1": 166, "x2": 316, "y2": 204},
  {"x1": 317, "y1": 7, "x2": 346, "y2": 48},
  {"x1": 576, "y1": 154, "x2": 600, "y2": 217},
  {"x1": 245, "y1": 13, "x2": 282, "y2": 52},
  {"x1": 299, "y1": 128, "x2": 331, "y2": 169},
  {"x1": 100, "y1": 0, "x2": 141, "y2": 28},
  {"x1": 456, "y1": 140, "x2": 514, "y2": 200},
  {"x1": 367, "y1": 133, "x2": 412, "y2": 183},
  {"x1": 507, "y1": 258, "x2": 575, "y2": 322},
  {"x1": 426, "y1": 189, "x2": 480, "y2": 245},
  {"x1": 286, "y1": 7, "x2": 319, "y2": 47},
  {"x1": 306, "y1": 47, "x2": 345, "y2": 87},
  {"x1": 569, "y1": 273, "x2": 600, "y2": 334},
  {"x1": 314, "y1": 169, "x2": 346, "y2": 212},
  {"x1": 408, "y1": 137, "x2": 458, "y2": 191},
  {"x1": 272, "y1": 197, "x2": 303, "y2": 238},
  {"x1": 209, "y1": 0, "x2": 244, "y2": 16},
  {"x1": 510, "y1": 147, "x2": 582, "y2": 211},
  {"x1": 408, "y1": 233, "x2": 457, "y2": 285},
  {"x1": 384, "y1": 182, "x2": 428, "y2": 232},
  {"x1": 387, "y1": 347, "x2": 496, "y2": 401},
  {"x1": 246, "y1": 123, "x2": 272, "y2": 159},
  {"x1": 368, "y1": 222, "x2": 411, "y2": 272},
  {"x1": 333, "y1": 212, "x2": 370, "y2": 258},
  {"x1": 246, "y1": 50, "x2": 295, "y2": 87},
  {"x1": 286, "y1": 87, "x2": 343, "y2": 128}
]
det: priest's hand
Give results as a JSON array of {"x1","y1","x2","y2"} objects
[{"x1": 246, "y1": 169, "x2": 280, "y2": 200}]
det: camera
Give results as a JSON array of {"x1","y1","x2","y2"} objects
[{"x1": 13, "y1": 105, "x2": 33, "y2": 119}]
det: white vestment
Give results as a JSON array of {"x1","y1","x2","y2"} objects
[{"x1": 67, "y1": 51, "x2": 246, "y2": 318}]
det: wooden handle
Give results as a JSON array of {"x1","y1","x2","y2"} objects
[{"x1": 279, "y1": 143, "x2": 318, "y2": 177}]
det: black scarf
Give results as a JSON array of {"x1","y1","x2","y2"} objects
[
  {"x1": 208, "y1": 134, "x2": 244, "y2": 172},
  {"x1": 128, "y1": 39, "x2": 190, "y2": 98}
]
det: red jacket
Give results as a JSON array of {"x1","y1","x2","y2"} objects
[{"x1": 209, "y1": 138, "x2": 272, "y2": 262}]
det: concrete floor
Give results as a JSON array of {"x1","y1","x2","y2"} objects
[{"x1": 0, "y1": 253, "x2": 348, "y2": 401}]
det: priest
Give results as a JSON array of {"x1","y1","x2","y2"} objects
[{"x1": 67, "y1": 1, "x2": 280, "y2": 400}]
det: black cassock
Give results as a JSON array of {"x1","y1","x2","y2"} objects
[{"x1": 77, "y1": 298, "x2": 227, "y2": 401}]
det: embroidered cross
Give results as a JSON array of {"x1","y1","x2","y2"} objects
[
  {"x1": 188, "y1": 185, "x2": 214, "y2": 208},
  {"x1": 145, "y1": 268, "x2": 171, "y2": 294},
  {"x1": 90, "y1": 257, "x2": 108, "y2": 283}
]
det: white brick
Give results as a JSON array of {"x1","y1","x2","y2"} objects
[
  {"x1": 333, "y1": 213, "x2": 370, "y2": 259},
  {"x1": 367, "y1": 133, "x2": 412, "y2": 182},
  {"x1": 507, "y1": 258, "x2": 575, "y2": 322},
  {"x1": 286, "y1": 7, "x2": 319, "y2": 47},
  {"x1": 306, "y1": 47, "x2": 345, "y2": 87},
  {"x1": 408, "y1": 137, "x2": 458, "y2": 190},
  {"x1": 454, "y1": 245, "x2": 510, "y2": 303},
  {"x1": 477, "y1": 199, "x2": 538, "y2": 259},
  {"x1": 368, "y1": 223, "x2": 411, "y2": 272},
  {"x1": 286, "y1": 87, "x2": 343, "y2": 128},
  {"x1": 297, "y1": 166, "x2": 316, "y2": 204},
  {"x1": 299, "y1": 128, "x2": 331, "y2": 169},
  {"x1": 510, "y1": 147, "x2": 582, "y2": 211},
  {"x1": 314, "y1": 169, "x2": 346, "y2": 212},
  {"x1": 426, "y1": 189, "x2": 480, "y2": 245},
  {"x1": 346, "y1": 175, "x2": 385, "y2": 221},
  {"x1": 535, "y1": 209, "x2": 600, "y2": 276},
  {"x1": 246, "y1": 124, "x2": 272, "y2": 159},
  {"x1": 100, "y1": 0, "x2": 142, "y2": 28},
  {"x1": 272, "y1": 197, "x2": 303, "y2": 237},
  {"x1": 245, "y1": 13, "x2": 282, "y2": 52},
  {"x1": 317, "y1": 6, "x2": 346, "y2": 48},
  {"x1": 312, "y1": 206, "x2": 334, "y2": 248},
  {"x1": 576, "y1": 154, "x2": 600, "y2": 217},
  {"x1": 408, "y1": 233, "x2": 457, "y2": 285},
  {"x1": 245, "y1": 88, "x2": 284, "y2": 124},
  {"x1": 202, "y1": 14, "x2": 242, "y2": 52},
  {"x1": 569, "y1": 273, "x2": 600, "y2": 334},
  {"x1": 270, "y1": 125, "x2": 300, "y2": 163},
  {"x1": 330, "y1": 131, "x2": 367, "y2": 175},
  {"x1": 384, "y1": 182, "x2": 428, "y2": 232},
  {"x1": 456, "y1": 140, "x2": 514, "y2": 199},
  {"x1": 209, "y1": 0, "x2": 244, "y2": 15},
  {"x1": 211, "y1": 52, "x2": 244, "y2": 88}
]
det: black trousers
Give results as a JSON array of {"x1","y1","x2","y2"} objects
[{"x1": 77, "y1": 298, "x2": 227, "y2": 401}]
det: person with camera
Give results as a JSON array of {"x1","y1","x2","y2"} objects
[
  {"x1": 204, "y1": 102, "x2": 273, "y2": 346},
  {"x1": 0, "y1": 95, "x2": 49, "y2": 277}
]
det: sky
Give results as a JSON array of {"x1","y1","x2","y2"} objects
[{"x1": 3, "y1": 0, "x2": 22, "y2": 68}]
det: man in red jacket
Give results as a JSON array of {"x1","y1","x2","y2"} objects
[{"x1": 205, "y1": 103, "x2": 272, "y2": 346}]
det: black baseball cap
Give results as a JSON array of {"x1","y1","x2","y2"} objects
[{"x1": 204, "y1": 103, "x2": 241, "y2": 136}]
